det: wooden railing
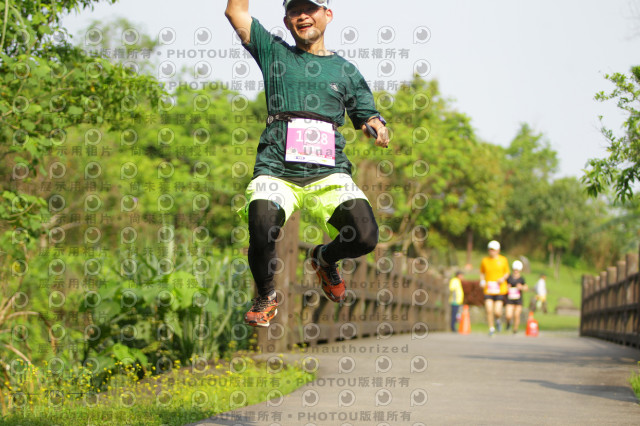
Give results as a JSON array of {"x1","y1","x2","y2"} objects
[
  {"x1": 580, "y1": 246, "x2": 640, "y2": 349},
  {"x1": 254, "y1": 212, "x2": 447, "y2": 353}
]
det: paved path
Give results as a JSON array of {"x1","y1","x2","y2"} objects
[{"x1": 189, "y1": 331, "x2": 640, "y2": 425}]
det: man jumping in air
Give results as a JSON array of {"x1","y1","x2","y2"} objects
[{"x1": 225, "y1": 0, "x2": 390, "y2": 326}]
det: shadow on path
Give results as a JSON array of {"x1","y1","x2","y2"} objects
[
  {"x1": 460, "y1": 337, "x2": 639, "y2": 366},
  {"x1": 189, "y1": 413, "x2": 258, "y2": 425},
  {"x1": 462, "y1": 352, "x2": 638, "y2": 366},
  {"x1": 522, "y1": 379, "x2": 639, "y2": 404}
]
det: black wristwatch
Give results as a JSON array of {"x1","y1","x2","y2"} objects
[{"x1": 368, "y1": 115, "x2": 387, "y2": 126}]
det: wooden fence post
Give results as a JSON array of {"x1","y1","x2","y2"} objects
[
  {"x1": 598, "y1": 271, "x2": 605, "y2": 333},
  {"x1": 607, "y1": 267, "x2": 617, "y2": 334},
  {"x1": 588, "y1": 274, "x2": 596, "y2": 334},
  {"x1": 587, "y1": 274, "x2": 595, "y2": 333},
  {"x1": 580, "y1": 245, "x2": 640, "y2": 349},
  {"x1": 580, "y1": 275, "x2": 587, "y2": 336},
  {"x1": 626, "y1": 253, "x2": 639, "y2": 277},
  {"x1": 637, "y1": 245, "x2": 640, "y2": 345}
]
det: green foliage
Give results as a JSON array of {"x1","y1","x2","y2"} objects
[
  {"x1": 503, "y1": 123, "x2": 558, "y2": 234},
  {"x1": 0, "y1": 0, "x2": 164, "y2": 242},
  {"x1": 78, "y1": 249, "x2": 252, "y2": 390},
  {"x1": 0, "y1": 1, "x2": 118, "y2": 56},
  {"x1": 2, "y1": 356, "x2": 315, "y2": 425},
  {"x1": 0, "y1": 4, "x2": 260, "y2": 410},
  {"x1": 344, "y1": 79, "x2": 629, "y2": 270},
  {"x1": 0, "y1": 2, "x2": 165, "y2": 398},
  {"x1": 496, "y1": 123, "x2": 630, "y2": 271},
  {"x1": 630, "y1": 361, "x2": 640, "y2": 402},
  {"x1": 0, "y1": 248, "x2": 254, "y2": 411},
  {"x1": 344, "y1": 77, "x2": 510, "y2": 257},
  {"x1": 584, "y1": 66, "x2": 640, "y2": 202},
  {"x1": 592, "y1": 198, "x2": 640, "y2": 255}
]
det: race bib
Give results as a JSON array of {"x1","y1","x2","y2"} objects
[
  {"x1": 508, "y1": 287, "x2": 521, "y2": 300},
  {"x1": 487, "y1": 281, "x2": 500, "y2": 295},
  {"x1": 285, "y1": 118, "x2": 335, "y2": 167}
]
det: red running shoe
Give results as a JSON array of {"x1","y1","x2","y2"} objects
[
  {"x1": 245, "y1": 294, "x2": 278, "y2": 327},
  {"x1": 309, "y1": 245, "x2": 346, "y2": 303}
]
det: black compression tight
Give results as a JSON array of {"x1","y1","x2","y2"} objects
[
  {"x1": 247, "y1": 198, "x2": 379, "y2": 297},
  {"x1": 247, "y1": 200, "x2": 286, "y2": 298},
  {"x1": 323, "y1": 198, "x2": 379, "y2": 264}
]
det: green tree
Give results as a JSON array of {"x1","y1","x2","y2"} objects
[
  {"x1": 577, "y1": 197, "x2": 640, "y2": 268},
  {"x1": 503, "y1": 123, "x2": 558, "y2": 235},
  {"x1": 1, "y1": 0, "x2": 163, "y2": 253},
  {"x1": 346, "y1": 77, "x2": 510, "y2": 260},
  {"x1": 540, "y1": 178, "x2": 581, "y2": 276},
  {"x1": 536, "y1": 177, "x2": 625, "y2": 274},
  {"x1": 0, "y1": 0, "x2": 163, "y2": 378},
  {"x1": 583, "y1": 66, "x2": 640, "y2": 202}
]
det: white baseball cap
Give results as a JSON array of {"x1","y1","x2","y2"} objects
[
  {"x1": 284, "y1": 0, "x2": 329, "y2": 10},
  {"x1": 512, "y1": 260, "x2": 523, "y2": 271},
  {"x1": 487, "y1": 240, "x2": 501, "y2": 251}
]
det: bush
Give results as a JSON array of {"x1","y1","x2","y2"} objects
[
  {"x1": 78, "y1": 247, "x2": 254, "y2": 389},
  {"x1": 630, "y1": 361, "x2": 640, "y2": 402}
]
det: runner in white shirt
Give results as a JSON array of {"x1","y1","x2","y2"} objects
[{"x1": 534, "y1": 274, "x2": 548, "y2": 313}]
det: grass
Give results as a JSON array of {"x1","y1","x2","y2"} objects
[
  {"x1": 1, "y1": 356, "x2": 315, "y2": 425},
  {"x1": 631, "y1": 362, "x2": 640, "y2": 403},
  {"x1": 466, "y1": 313, "x2": 580, "y2": 335}
]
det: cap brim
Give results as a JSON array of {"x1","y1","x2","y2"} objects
[{"x1": 285, "y1": 0, "x2": 325, "y2": 10}]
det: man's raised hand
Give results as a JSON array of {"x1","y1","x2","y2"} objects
[{"x1": 225, "y1": 0, "x2": 252, "y2": 44}]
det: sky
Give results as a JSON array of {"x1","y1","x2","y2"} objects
[{"x1": 60, "y1": 0, "x2": 640, "y2": 178}]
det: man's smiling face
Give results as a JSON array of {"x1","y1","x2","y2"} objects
[{"x1": 284, "y1": 1, "x2": 333, "y2": 46}]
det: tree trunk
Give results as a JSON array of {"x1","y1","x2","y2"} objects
[
  {"x1": 465, "y1": 228, "x2": 473, "y2": 270},
  {"x1": 39, "y1": 232, "x2": 47, "y2": 249},
  {"x1": 555, "y1": 250, "x2": 562, "y2": 280},
  {"x1": 548, "y1": 244, "x2": 555, "y2": 268}
]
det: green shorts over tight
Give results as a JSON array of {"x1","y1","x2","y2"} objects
[{"x1": 237, "y1": 173, "x2": 370, "y2": 239}]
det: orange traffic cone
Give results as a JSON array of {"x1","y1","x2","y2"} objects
[
  {"x1": 458, "y1": 304, "x2": 471, "y2": 335},
  {"x1": 525, "y1": 311, "x2": 539, "y2": 337}
]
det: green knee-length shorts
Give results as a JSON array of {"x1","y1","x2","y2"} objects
[{"x1": 237, "y1": 173, "x2": 370, "y2": 239}]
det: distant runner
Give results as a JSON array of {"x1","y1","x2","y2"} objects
[
  {"x1": 449, "y1": 271, "x2": 465, "y2": 332},
  {"x1": 225, "y1": 0, "x2": 390, "y2": 326},
  {"x1": 505, "y1": 260, "x2": 528, "y2": 334},
  {"x1": 533, "y1": 273, "x2": 548, "y2": 313},
  {"x1": 480, "y1": 240, "x2": 510, "y2": 336}
]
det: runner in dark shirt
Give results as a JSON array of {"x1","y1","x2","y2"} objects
[{"x1": 505, "y1": 260, "x2": 528, "y2": 334}]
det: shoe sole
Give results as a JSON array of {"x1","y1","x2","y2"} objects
[
  {"x1": 321, "y1": 287, "x2": 344, "y2": 303},
  {"x1": 245, "y1": 309, "x2": 278, "y2": 327}
]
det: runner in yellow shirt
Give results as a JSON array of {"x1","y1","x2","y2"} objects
[
  {"x1": 449, "y1": 271, "x2": 465, "y2": 332},
  {"x1": 480, "y1": 240, "x2": 510, "y2": 336}
]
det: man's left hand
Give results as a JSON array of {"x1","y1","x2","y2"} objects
[{"x1": 361, "y1": 117, "x2": 390, "y2": 148}]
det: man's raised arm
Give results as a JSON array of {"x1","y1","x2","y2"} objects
[{"x1": 225, "y1": 0, "x2": 252, "y2": 44}]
